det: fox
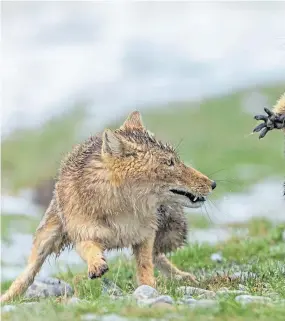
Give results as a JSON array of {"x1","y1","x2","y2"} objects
[
  {"x1": 253, "y1": 92, "x2": 285, "y2": 196},
  {"x1": 0, "y1": 111, "x2": 216, "y2": 303}
]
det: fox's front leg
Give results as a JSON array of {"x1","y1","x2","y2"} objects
[
  {"x1": 76, "y1": 241, "x2": 109, "y2": 279},
  {"x1": 132, "y1": 236, "x2": 156, "y2": 287}
]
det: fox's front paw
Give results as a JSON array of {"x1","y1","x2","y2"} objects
[
  {"x1": 88, "y1": 257, "x2": 109, "y2": 279},
  {"x1": 253, "y1": 108, "x2": 285, "y2": 139}
]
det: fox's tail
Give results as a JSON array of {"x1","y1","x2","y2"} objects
[{"x1": 1, "y1": 202, "x2": 63, "y2": 303}]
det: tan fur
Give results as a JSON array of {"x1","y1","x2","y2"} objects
[
  {"x1": 272, "y1": 92, "x2": 285, "y2": 116},
  {"x1": 1, "y1": 111, "x2": 215, "y2": 303}
]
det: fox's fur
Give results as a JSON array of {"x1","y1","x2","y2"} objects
[
  {"x1": 272, "y1": 92, "x2": 285, "y2": 117},
  {"x1": 273, "y1": 92, "x2": 285, "y2": 196},
  {"x1": 1, "y1": 111, "x2": 216, "y2": 303}
]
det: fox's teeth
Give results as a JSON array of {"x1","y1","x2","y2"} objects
[{"x1": 193, "y1": 196, "x2": 198, "y2": 202}]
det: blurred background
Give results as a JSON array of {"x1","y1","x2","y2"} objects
[{"x1": 1, "y1": 2, "x2": 285, "y2": 282}]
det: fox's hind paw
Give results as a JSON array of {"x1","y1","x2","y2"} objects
[
  {"x1": 88, "y1": 257, "x2": 109, "y2": 279},
  {"x1": 174, "y1": 272, "x2": 199, "y2": 285},
  {"x1": 253, "y1": 108, "x2": 285, "y2": 139}
]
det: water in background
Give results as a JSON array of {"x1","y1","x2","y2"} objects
[{"x1": 2, "y1": 2, "x2": 285, "y2": 136}]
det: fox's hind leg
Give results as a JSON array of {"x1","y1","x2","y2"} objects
[
  {"x1": 0, "y1": 199, "x2": 64, "y2": 303},
  {"x1": 154, "y1": 204, "x2": 198, "y2": 284},
  {"x1": 75, "y1": 241, "x2": 109, "y2": 279},
  {"x1": 154, "y1": 254, "x2": 197, "y2": 284}
]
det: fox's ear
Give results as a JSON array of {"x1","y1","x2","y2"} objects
[
  {"x1": 120, "y1": 111, "x2": 145, "y2": 130},
  {"x1": 102, "y1": 129, "x2": 125, "y2": 157}
]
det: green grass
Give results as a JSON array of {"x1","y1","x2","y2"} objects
[
  {"x1": 1, "y1": 219, "x2": 285, "y2": 320},
  {"x1": 1, "y1": 106, "x2": 86, "y2": 193},
  {"x1": 1, "y1": 214, "x2": 39, "y2": 244}
]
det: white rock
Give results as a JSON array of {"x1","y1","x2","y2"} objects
[
  {"x1": 217, "y1": 290, "x2": 248, "y2": 296},
  {"x1": 133, "y1": 285, "x2": 158, "y2": 300},
  {"x1": 67, "y1": 297, "x2": 85, "y2": 305},
  {"x1": 137, "y1": 295, "x2": 174, "y2": 307},
  {"x1": 1, "y1": 305, "x2": 17, "y2": 313},
  {"x1": 181, "y1": 298, "x2": 197, "y2": 305},
  {"x1": 189, "y1": 299, "x2": 219, "y2": 310},
  {"x1": 210, "y1": 252, "x2": 223, "y2": 263},
  {"x1": 235, "y1": 295, "x2": 272, "y2": 305},
  {"x1": 81, "y1": 314, "x2": 97, "y2": 321},
  {"x1": 101, "y1": 314, "x2": 128, "y2": 321},
  {"x1": 238, "y1": 284, "x2": 249, "y2": 291},
  {"x1": 178, "y1": 286, "x2": 216, "y2": 298}
]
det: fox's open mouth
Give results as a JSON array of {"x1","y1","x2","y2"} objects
[{"x1": 170, "y1": 189, "x2": 206, "y2": 203}]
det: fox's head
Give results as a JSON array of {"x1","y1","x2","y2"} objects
[{"x1": 101, "y1": 111, "x2": 216, "y2": 208}]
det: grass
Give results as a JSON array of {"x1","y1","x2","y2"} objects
[
  {"x1": 1, "y1": 106, "x2": 86, "y2": 193},
  {"x1": 1, "y1": 214, "x2": 39, "y2": 244},
  {"x1": 1, "y1": 218, "x2": 285, "y2": 320}
]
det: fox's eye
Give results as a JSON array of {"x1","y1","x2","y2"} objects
[{"x1": 165, "y1": 158, "x2": 174, "y2": 166}]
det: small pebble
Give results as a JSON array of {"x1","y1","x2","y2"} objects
[
  {"x1": 181, "y1": 298, "x2": 197, "y2": 305},
  {"x1": 238, "y1": 284, "x2": 249, "y2": 291},
  {"x1": 151, "y1": 302, "x2": 175, "y2": 310},
  {"x1": 217, "y1": 290, "x2": 248, "y2": 297},
  {"x1": 235, "y1": 295, "x2": 272, "y2": 305},
  {"x1": 178, "y1": 286, "x2": 216, "y2": 299},
  {"x1": 188, "y1": 299, "x2": 219, "y2": 310},
  {"x1": 67, "y1": 297, "x2": 84, "y2": 305},
  {"x1": 137, "y1": 295, "x2": 174, "y2": 307},
  {"x1": 101, "y1": 314, "x2": 128, "y2": 321},
  {"x1": 210, "y1": 252, "x2": 223, "y2": 263},
  {"x1": 1, "y1": 305, "x2": 17, "y2": 313},
  {"x1": 81, "y1": 314, "x2": 97, "y2": 321},
  {"x1": 133, "y1": 285, "x2": 158, "y2": 300}
]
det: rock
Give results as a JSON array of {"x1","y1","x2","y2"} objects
[
  {"x1": 101, "y1": 278, "x2": 123, "y2": 297},
  {"x1": 210, "y1": 252, "x2": 223, "y2": 263},
  {"x1": 180, "y1": 297, "x2": 197, "y2": 305},
  {"x1": 67, "y1": 297, "x2": 85, "y2": 305},
  {"x1": 235, "y1": 295, "x2": 272, "y2": 305},
  {"x1": 238, "y1": 284, "x2": 249, "y2": 292},
  {"x1": 217, "y1": 290, "x2": 248, "y2": 297},
  {"x1": 151, "y1": 302, "x2": 176, "y2": 310},
  {"x1": 137, "y1": 295, "x2": 174, "y2": 307},
  {"x1": 25, "y1": 277, "x2": 74, "y2": 299},
  {"x1": 178, "y1": 286, "x2": 216, "y2": 299},
  {"x1": 266, "y1": 292, "x2": 280, "y2": 299},
  {"x1": 1, "y1": 305, "x2": 17, "y2": 313},
  {"x1": 188, "y1": 299, "x2": 219, "y2": 310},
  {"x1": 81, "y1": 314, "x2": 97, "y2": 321},
  {"x1": 229, "y1": 272, "x2": 257, "y2": 282},
  {"x1": 101, "y1": 314, "x2": 128, "y2": 321},
  {"x1": 133, "y1": 285, "x2": 158, "y2": 300},
  {"x1": 21, "y1": 302, "x2": 38, "y2": 307},
  {"x1": 275, "y1": 299, "x2": 285, "y2": 306}
]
